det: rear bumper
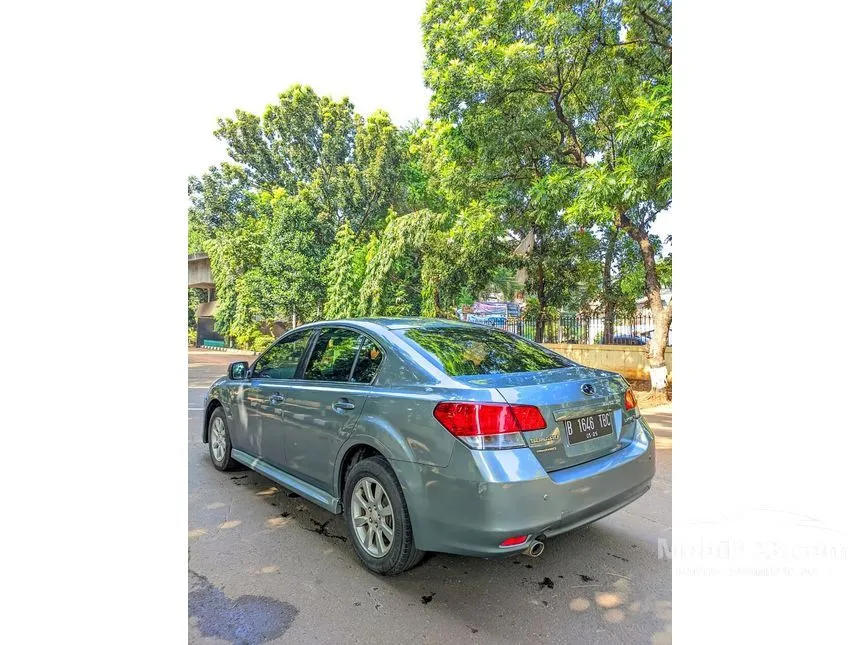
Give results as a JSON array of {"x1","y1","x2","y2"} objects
[{"x1": 391, "y1": 417, "x2": 655, "y2": 557}]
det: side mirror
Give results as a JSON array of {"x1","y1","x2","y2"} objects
[{"x1": 228, "y1": 361, "x2": 249, "y2": 380}]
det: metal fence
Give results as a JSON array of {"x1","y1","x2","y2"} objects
[{"x1": 466, "y1": 311, "x2": 671, "y2": 346}]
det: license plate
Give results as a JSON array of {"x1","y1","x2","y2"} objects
[{"x1": 564, "y1": 412, "x2": 614, "y2": 444}]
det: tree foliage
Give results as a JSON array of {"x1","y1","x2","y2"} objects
[
  {"x1": 421, "y1": 0, "x2": 673, "y2": 371},
  {"x1": 192, "y1": 86, "x2": 414, "y2": 342},
  {"x1": 188, "y1": 2, "x2": 672, "y2": 361}
]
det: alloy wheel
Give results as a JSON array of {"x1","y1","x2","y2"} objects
[
  {"x1": 210, "y1": 416, "x2": 227, "y2": 463},
  {"x1": 351, "y1": 476, "x2": 395, "y2": 557}
]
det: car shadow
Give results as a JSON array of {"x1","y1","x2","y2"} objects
[{"x1": 217, "y1": 456, "x2": 672, "y2": 644}]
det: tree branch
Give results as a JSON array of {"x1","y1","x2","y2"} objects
[
  {"x1": 638, "y1": 7, "x2": 672, "y2": 56},
  {"x1": 551, "y1": 93, "x2": 585, "y2": 168},
  {"x1": 639, "y1": 6, "x2": 671, "y2": 34},
  {"x1": 354, "y1": 183, "x2": 382, "y2": 235}
]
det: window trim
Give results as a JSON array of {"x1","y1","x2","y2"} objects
[
  {"x1": 294, "y1": 328, "x2": 321, "y2": 379},
  {"x1": 347, "y1": 337, "x2": 365, "y2": 381}
]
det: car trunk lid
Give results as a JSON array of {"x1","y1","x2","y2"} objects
[{"x1": 459, "y1": 367, "x2": 628, "y2": 471}]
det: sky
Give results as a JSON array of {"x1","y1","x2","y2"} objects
[
  {"x1": 184, "y1": 0, "x2": 670, "y2": 245},
  {"x1": 185, "y1": 0, "x2": 430, "y2": 174}
]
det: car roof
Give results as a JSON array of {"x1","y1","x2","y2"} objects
[
  {"x1": 294, "y1": 317, "x2": 480, "y2": 333},
  {"x1": 335, "y1": 317, "x2": 477, "y2": 331}
]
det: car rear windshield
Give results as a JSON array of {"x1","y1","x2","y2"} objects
[{"x1": 402, "y1": 326, "x2": 574, "y2": 376}]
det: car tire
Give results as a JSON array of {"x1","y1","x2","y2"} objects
[
  {"x1": 208, "y1": 407, "x2": 240, "y2": 471},
  {"x1": 343, "y1": 456, "x2": 425, "y2": 575}
]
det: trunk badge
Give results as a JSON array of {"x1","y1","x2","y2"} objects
[{"x1": 581, "y1": 383, "x2": 595, "y2": 395}]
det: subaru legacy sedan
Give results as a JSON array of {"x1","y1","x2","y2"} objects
[{"x1": 202, "y1": 318, "x2": 655, "y2": 575}]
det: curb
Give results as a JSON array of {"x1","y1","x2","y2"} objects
[{"x1": 190, "y1": 345, "x2": 258, "y2": 355}]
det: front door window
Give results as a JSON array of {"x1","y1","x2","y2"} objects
[{"x1": 251, "y1": 330, "x2": 313, "y2": 379}]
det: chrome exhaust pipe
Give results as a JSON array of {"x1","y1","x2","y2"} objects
[{"x1": 525, "y1": 540, "x2": 545, "y2": 558}]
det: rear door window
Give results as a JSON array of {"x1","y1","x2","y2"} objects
[
  {"x1": 303, "y1": 328, "x2": 364, "y2": 382},
  {"x1": 402, "y1": 326, "x2": 573, "y2": 376},
  {"x1": 350, "y1": 338, "x2": 384, "y2": 384}
]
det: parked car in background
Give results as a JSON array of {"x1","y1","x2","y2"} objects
[
  {"x1": 203, "y1": 318, "x2": 655, "y2": 574},
  {"x1": 609, "y1": 334, "x2": 649, "y2": 345}
]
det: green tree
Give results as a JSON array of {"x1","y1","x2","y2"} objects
[
  {"x1": 422, "y1": 0, "x2": 610, "y2": 340},
  {"x1": 187, "y1": 163, "x2": 252, "y2": 252},
  {"x1": 348, "y1": 110, "x2": 410, "y2": 232},
  {"x1": 423, "y1": 0, "x2": 672, "y2": 391},
  {"x1": 483, "y1": 267, "x2": 523, "y2": 302},
  {"x1": 321, "y1": 120, "x2": 507, "y2": 320},
  {"x1": 597, "y1": 224, "x2": 671, "y2": 342},
  {"x1": 358, "y1": 209, "x2": 448, "y2": 316},
  {"x1": 213, "y1": 85, "x2": 408, "y2": 229},
  {"x1": 259, "y1": 189, "x2": 335, "y2": 324},
  {"x1": 323, "y1": 223, "x2": 368, "y2": 319},
  {"x1": 568, "y1": 77, "x2": 673, "y2": 391},
  {"x1": 204, "y1": 210, "x2": 268, "y2": 347},
  {"x1": 193, "y1": 86, "x2": 412, "y2": 341},
  {"x1": 187, "y1": 288, "x2": 205, "y2": 343}
]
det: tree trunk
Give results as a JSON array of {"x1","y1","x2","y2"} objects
[
  {"x1": 602, "y1": 226, "x2": 619, "y2": 344},
  {"x1": 535, "y1": 261, "x2": 547, "y2": 343},
  {"x1": 536, "y1": 308, "x2": 546, "y2": 343},
  {"x1": 619, "y1": 211, "x2": 672, "y2": 399}
]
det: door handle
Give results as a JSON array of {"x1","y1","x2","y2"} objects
[
  {"x1": 269, "y1": 393, "x2": 284, "y2": 405},
  {"x1": 332, "y1": 398, "x2": 355, "y2": 412}
]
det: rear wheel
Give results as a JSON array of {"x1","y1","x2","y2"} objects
[
  {"x1": 344, "y1": 456, "x2": 424, "y2": 575},
  {"x1": 208, "y1": 407, "x2": 239, "y2": 471}
]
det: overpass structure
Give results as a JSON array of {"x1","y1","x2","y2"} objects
[
  {"x1": 188, "y1": 253, "x2": 222, "y2": 345},
  {"x1": 188, "y1": 252, "x2": 215, "y2": 292}
]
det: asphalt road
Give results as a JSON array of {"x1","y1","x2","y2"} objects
[{"x1": 188, "y1": 349, "x2": 672, "y2": 645}]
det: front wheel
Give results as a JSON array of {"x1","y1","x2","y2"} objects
[
  {"x1": 344, "y1": 456, "x2": 424, "y2": 575},
  {"x1": 208, "y1": 407, "x2": 239, "y2": 471}
]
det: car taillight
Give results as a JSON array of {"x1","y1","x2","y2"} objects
[
  {"x1": 432, "y1": 402, "x2": 546, "y2": 450},
  {"x1": 624, "y1": 388, "x2": 638, "y2": 411}
]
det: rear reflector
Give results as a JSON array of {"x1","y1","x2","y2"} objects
[{"x1": 499, "y1": 535, "x2": 528, "y2": 547}]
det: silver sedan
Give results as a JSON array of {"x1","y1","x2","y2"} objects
[{"x1": 203, "y1": 317, "x2": 655, "y2": 574}]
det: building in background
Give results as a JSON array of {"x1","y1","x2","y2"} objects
[
  {"x1": 188, "y1": 253, "x2": 224, "y2": 346},
  {"x1": 636, "y1": 288, "x2": 672, "y2": 311}
]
